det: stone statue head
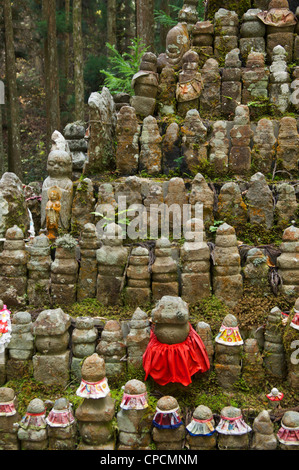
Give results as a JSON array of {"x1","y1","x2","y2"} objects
[
  {"x1": 47, "y1": 150, "x2": 72, "y2": 179},
  {"x1": 166, "y1": 22, "x2": 190, "y2": 69}
]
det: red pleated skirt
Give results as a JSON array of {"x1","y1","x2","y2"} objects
[{"x1": 143, "y1": 324, "x2": 210, "y2": 386}]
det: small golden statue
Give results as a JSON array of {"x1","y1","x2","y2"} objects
[{"x1": 45, "y1": 186, "x2": 62, "y2": 241}]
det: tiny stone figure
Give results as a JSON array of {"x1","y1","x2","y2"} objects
[
  {"x1": 45, "y1": 186, "x2": 61, "y2": 241},
  {"x1": 266, "y1": 387, "x2": 284, "y2": 408}
]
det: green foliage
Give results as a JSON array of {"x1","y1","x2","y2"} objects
[
  {"x1": 100, "y1": 38, "x2": 149, "y2": 95},
  {"x1": 154, "y1": 1, "x2": 205, "y2": 27},
  {"x1": 154, "y1": 4, "x2": 180, "y2": 28},
  {"x1": 84, "y1": 53, "x2": 108, "y2": 97}
]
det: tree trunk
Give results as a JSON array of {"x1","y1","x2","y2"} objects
[
  {"x1": 107, "y1": 0, "x2": 117, "y2": 48},
  {"x1": 3, "y1": 0, "x2": 22, "y2": 179},
  {"x1": 73, "y1": 0, "x2": 85, "y2": 122},
  {"x1": 136, "y1": 0, "x2": 155, "y2": 50},
  {"x1": 159, "y1": 0, "x2": 170, "y2": 50},
  {"x1": 43, "y1": 0, "x2": 60, "y2": 146}
]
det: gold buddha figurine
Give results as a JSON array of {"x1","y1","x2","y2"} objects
[{"x1": 45, "y1": 186, "x2": 62, "y2": 241}]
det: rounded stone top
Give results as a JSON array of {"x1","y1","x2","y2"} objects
[
  {"x1": 242, "y1": 9, "x2": 262, "y2": 21},
  {"x1": 5, "y1": 225, "x2": 24, "y2": 240},
  {"x1": 75, "y1": 316, "x2": 95, "y2": 330},
  {"x1": 131, "y1": 307, "x2": 148, "y2": 321},
  {"x1": 221, "y1": 406, "x2": 242, "y2": 418},
  {"x1": 124, "y1": 379, "x2": 147, "y2": 395},
  {"x1": 156, "y1": 396, "x2": 179, "y2": 411},
  {"x1": 268, "y1": 0, "x2": 290, "y2": 9},
  {"x1": 104, "y1": 320, "x2": 122, "y2": 332},
  {"x1": 294, "y1": 297, "x2": 299, "y2": 311},
  {"x1": 182, "y1": 50, "x2": 199, "y2": 64},
  {"x1": 141, "y1": 52, "x2": 157, "y2": 64},
  {"x1": 193, "y1": 405, "x2": 213, "y2": 420},
  {"x1": 282, "y1": 411, "x2": 299, "y2": 428},
  {"x1": 155, "y1": 237, "x2": 171, "y2": 248},
  {"x1": 152, "y1": 295, "x2": 189, "y2": 324},
  {"x1": 185, "y1": 108, "x2": 200, "y2": 120},
  {"x1": 282, "y1": 225, "x2": 299, "y2": 242},
  {"x1": 216, "y1": 222, "x2": 235, "y2": 236},
  {"x1": 32, "y1": 308, "x2": 71, "y2": 336},
  {"x1": 83, "y1": 223, "x2": 97, "y2": 234},
  {"x1": 81, "y1": 353, "x2": 106, "y2": 382},
  {"x1": 222, "y1": 314, "x2": 238, "y2": 328},
  {"x1": 0, "y1": 387, "x2": 15, "y2": 402},
  {"x1": 27, "y1": 398, "x2": 45, "y2": 414},
  {"x1": 53, "y1": 397, "x2": 70, "y2": 411},
  {"x1": 131, "y1": 246, "x2": 149, "y2": 256},
  {"x1": 12, "y1": 311, "x2": 32, "y2": 324}
]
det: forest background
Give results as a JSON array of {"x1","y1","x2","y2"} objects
[{"x1": 0, "y1": 0, "x2": 207, "y2": 184}]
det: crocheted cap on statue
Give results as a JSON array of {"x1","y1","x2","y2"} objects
[
  {"x1": 120, "y1": 379, "x2": 148, "y2": 410},
  {"x1": 216, "y1": 406, "x2": 252, "y2": 436},
  {"x1": 215, "y1": 314, "x2": 243, "y2": 346},
  {"x1": 46, "y1": 398, "x2": 75, "y2": 428},
  {"x1": 20, "y1": 398, "x2": 47, "y2": 430},
  {"x1": 143, "y1": 296, "x2": 210, "y2": 386},
  {"x1": 153, "y1": 396, "x2": 183, "y2": 429},
  {"x1": 186, "y1": 405, "x2": 215, "y2": 437},
  {"x1": 277, "y1": 411, "x2": 299, "y2": 446},
  {"x1": 0, "y1": 387, "x2": 17, "y2": 417},
  {"x1": 76, "y1": 353, "x2": 110, "y2": 399}
]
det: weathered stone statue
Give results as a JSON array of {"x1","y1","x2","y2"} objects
[
  {"x1": 165, "y1": 22, "x2": 190, "y2": 70},
  {"x1": 41, "y1": 149, "x2": 73, "y2": 232},
  {"x1": 176, "y1": 50, "x2": 203, "y2": 117}
]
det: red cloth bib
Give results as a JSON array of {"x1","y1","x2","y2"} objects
[{"x1": 143, "y1": 324, "x2": 210, "y2": 386}]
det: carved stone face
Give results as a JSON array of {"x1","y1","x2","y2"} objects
[
  {"x1": 165, "y1": 22, "x2": 190, "y2": 69},
  {"x1": 47, "y1": 150, "x2": 72, "y2": 179}
]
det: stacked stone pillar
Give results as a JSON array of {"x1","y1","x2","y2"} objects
[
  {"x1": 71, "y1": 317, "x2": 98, "y2": 381},
  {"x1": 117, "y1": 379, "x2": 152, "y2": 450},
  {"x1": 0, "y1": 226, "x2": 29, "y2": 307},
  {"x1": 214, "y1": 9, "x2": 239, "y2": 65},
  {"x1": 26, "y1": 234, "x2": 52, "y2": 307},
  {"x1": 77, "y1": 223, "x2": 100, "y2": 302},
  {"x1": 180, "y1": 218, "x2": 211, "y2": 303},
  {"x1": 277, "y1": 225, "x2": 299, "y2": 296},
  {"x1": 51, "y1": 236, "x2": 79, "y2": 305},
  {"x1": 263, "y1": 306, "x2": 287, "y2": 378},
  {"x1": 46, "y1": 398, "x2": 77, "y2": 450},
  {"x1": 212, "y1": 223, "x2": 243, "y2": 308},
  {"x1": 75, "y1": 354, "x2": 116, "y2": 450},
  {"x1": 32, "y1": 308, "x2": 71, "y2": 387},
  {"x1": 186, "y1": 405, "x2": 216, "y2": 450},
  {"x1": 152, "y1": 396, "x2": 185, "y2": 450},
  {"x1": 151, "y1": 238, "x2": 179, "y2": 301},
  {"x1": 0, "y1": 387, "x2": 20, "y2": 450},
  {"x1": 96, "y1": 223, "x2": 129, "y2": 306},
  {"x1": 214, "y1": 314, "x2": 244, "y2": 390},
  {"x1": 96, "y1": 320, "x2": 126, "y2": 379},
  {"x1": 229, "y1": 105, "x2": 253, "y2": 175},
  {"x1": 125, "y1": 246, "x2": 151, "y2": 307},
  {"x1": 6, "y1": 311, "x2": 34, "y2": 381},
  {"x1": 126, "y1": 307, "x2": 150, "y2": 372},
  {"x1": 17, "y1": 398, "x2": 48, "y2": 450},
  {"x1": 221, "y1": 49, "x2": 242, "y2": 118},
  {"x1": 115, "y1": 106, "x2": 140, "y2": 175}
]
